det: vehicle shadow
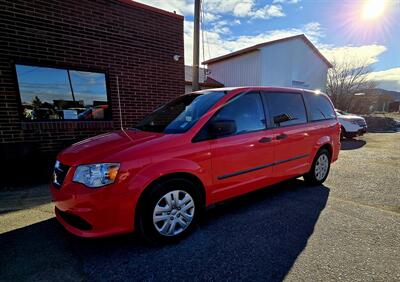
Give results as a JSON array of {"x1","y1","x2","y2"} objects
[
  {"x1": 340, "y1": 139, "x2": 366, "y2": 150},
  {"x1": 0, "y1": 179, "x2": 329, "y2": 281}
]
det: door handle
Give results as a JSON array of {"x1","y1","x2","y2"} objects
[
  {"x1": 259, "y1": 137, "x2": 272, "y2": 143},
  {"x1": 276, "y1": 133, "x2": 288, "y2": 140}
]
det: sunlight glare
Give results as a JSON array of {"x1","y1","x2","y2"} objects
[{"x1": 361, "y1": 0, "x2": 386, "y2": 20}]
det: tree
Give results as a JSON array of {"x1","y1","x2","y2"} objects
[
  {"x1": 32, "y1": 96, "x2": 42, "y2": 108},
  {"x1": 326, "y1": 58, "x2": 377, "y2": 111}
]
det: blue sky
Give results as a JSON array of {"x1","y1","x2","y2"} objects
[
  {"x1": 16, "y1": 65, "x2": 107, "y2": 105},
  {"x1": 137, "y1": 0, "x2": 400, "y2": 91}
]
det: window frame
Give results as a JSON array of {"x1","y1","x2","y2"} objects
[
  {"x1": 302, "y1": 91, "x2": 337, "y2": 123},
  {"x1": 192, "y1": 91, "x2": 269, "y2": 142},
  {"x1": 261, "y1": 91, "x2": 309, "y2": 128},
  {"x1": 13, "y1": 61, "x2": 112, "y2": 122}
]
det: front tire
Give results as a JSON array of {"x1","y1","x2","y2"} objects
[
  {"x1": 340, "y1": 126, "x2": 346, "y2": 140},
  {"x1": 304, "y1": 148, "x2": 331, "y2": 185},
  {"x1": 137, "y1": 178, "x2": 201, "y2": 243}
]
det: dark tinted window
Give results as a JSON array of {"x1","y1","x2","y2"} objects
[
  {"x1": 135, "y1": 92, "x2": 225, "y2": 134},
  {"x1": 210, "y1": 93, "x2": 266, "y2": 135},
  {"x1": 266, "y1": 92, "x2": 307, "y2": 126},
  {"x1": 16, "y1": 64, "x2": 110, "y2": 121},
  {"x1": 304, "y1": 93, "x2": 336, "y2": 121}
]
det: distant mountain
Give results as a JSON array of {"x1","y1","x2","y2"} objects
[
  {"x1": 363, "y1": 88, "x2": 400, "y2": 101},
  {"x1": 384, "y1": 90, "x2": 400, "y2": 101}
]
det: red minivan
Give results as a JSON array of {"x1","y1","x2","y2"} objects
[{"x1": 50, "y1": 87, "x2": 340, "y2": 242}]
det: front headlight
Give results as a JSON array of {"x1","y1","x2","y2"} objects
[{"x1": 73, "y1": 163, "x2": 120, "y2": 188}]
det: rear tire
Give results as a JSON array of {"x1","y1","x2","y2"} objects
[
  {"x1": 304, "y1": 148, "x2": 331, "y2": 185},
  {"x1": 137, "y1": 178, "x2": 201, "y2": 244}
]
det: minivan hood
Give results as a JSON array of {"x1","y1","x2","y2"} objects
[
  {"x1": 58, "y1": 130, "x2": 163, "y2": 166},
  {"x1": 337, "y1": 115, "x2": 365, "y2": 121}
]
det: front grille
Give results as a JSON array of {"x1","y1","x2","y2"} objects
[
  {"x1": 53, "y1": 161, "x2": 70, "y2": 188},
  {"x1": 56, "y1": 207, "x2": 92, "y2": 231},
  {"x1": 356, "y1": 119, "x2": 367, "y2": 126}
]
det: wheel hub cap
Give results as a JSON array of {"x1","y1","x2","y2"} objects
[
  {"x1": 315, "y1": 154, "x2": 329, "y2": 181},
  {"x1": 153, "y1": 190, "x2": 195, "y2": 236}
]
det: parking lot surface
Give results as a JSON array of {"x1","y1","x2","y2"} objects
[{"x1": 0, "y1": 133, "x2": 399, "y2": 281}]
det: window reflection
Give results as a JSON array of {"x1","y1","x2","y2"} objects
[{"x1": 16, "y1": 64, "x2": 110, "y2": 121}]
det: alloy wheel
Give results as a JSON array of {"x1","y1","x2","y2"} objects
[
  {"x1": 152, "y1": 190, "x2": 195, "y2": 236},
  {"x1": 315, "y1": 154, "x2": 329, "y2": 181}
]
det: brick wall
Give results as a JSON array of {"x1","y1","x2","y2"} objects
[{"x1": 0, "y1": 0, "x2": 184, "y2": 179}]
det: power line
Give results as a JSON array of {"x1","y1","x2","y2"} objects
[
  {"x1": 200, "y1": 0, "x2": 211, "y2": 80},
  {"x1": 201, "y1": 0, "x2": 211, "y2": 61}
]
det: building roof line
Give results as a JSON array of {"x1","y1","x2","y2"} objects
[
  {"x1": 202, "y1": 34, "x2": 332, "y2": 68},
  {"x1": 117, "y1": 0, "x2": 184, "y2": 20}
]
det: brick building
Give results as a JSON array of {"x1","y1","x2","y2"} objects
[{"x1": 0, "y1": 0, "x2": 184, "y2": 184}]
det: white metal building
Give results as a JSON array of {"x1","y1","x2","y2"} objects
[{"x1": 202, "y1": 34, "x2": 332, "y2": 91}]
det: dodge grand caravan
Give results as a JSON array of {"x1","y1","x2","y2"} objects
[{"x1": 50, "y1": 87, "x2": 340, "y2": 242}]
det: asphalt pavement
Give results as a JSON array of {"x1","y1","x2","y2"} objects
[{"x1": 0, "y1": 133, "x2": 399, "y2": 281}]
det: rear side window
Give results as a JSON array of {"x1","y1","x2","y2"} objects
[
  {"x1": 266, "y1": 92, "x2": 307, "y2": 126},
  {"x1": 304, "y1": 93, "x2": 336, "y2": 121}
]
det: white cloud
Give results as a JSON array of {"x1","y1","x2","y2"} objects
[
  {"x1": 319, "y1": 44, "x2": 398, "y2": 91},
  {"x1": 185, "y1": 20, "x2": 324, "y2": 64},
  {"x1": 251, "y1": 4, "x2": 285, "y2": 19},
  {"x1": 233, "y1": 1, "x2": 254, "y2": 17},
  {"x1": 273, "y1": 0, "x2": 300, "y2": 4},
  {"x1": 204, "y1": 0, "x2": 285, "y2": 20},
  {"x1": 203, "y1": 12, "x2": 220, "y2": 22},
  {"x1": 136, "y1": 0, "x2": 286, "y2": 20},
  {"x1": 134, "y1": 0, "x2": 193, "y2": 15},
  {"x1": 231, "y1": 1, "x2": 285, "y2": 20},
  {"x1": 204, "y1": 0, "x2": 248, "y2": 15},
  {"x1": 368, "y1": 68, "x2": 400, "y2": 92},
  {"x1": 210, "y1": 20, "x2": 232, "y2": 35},
  {"x1": 320, "y1": 44, "x2": 387, "y2": 66}
]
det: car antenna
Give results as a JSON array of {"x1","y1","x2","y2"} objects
[{"x1": 116, "y1": 76, "x2": 124, "y2": 131}]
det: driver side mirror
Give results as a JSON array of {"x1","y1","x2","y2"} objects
[{"x1": 208, "y1": 120, "x2": 237, "y2": 138}]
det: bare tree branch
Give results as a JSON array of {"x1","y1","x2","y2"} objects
[{"x1": 326, "y1": 57, "x2": 376, "y2": 111}]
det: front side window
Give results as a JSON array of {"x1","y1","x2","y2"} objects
[
  {"x1": 266, "y1": 92, "x2": 307, "y2": 126},
  {"x1": 209, "y1": 92, "x2": 266, "y2": 136},
  {"x1": 304, "y1": 92, "x2": 336, "y2": 121},
  {"x1": 16, "y1": 64, "x2": 110, "y2": 121},
  {"x1": 135, "y1": 91, "x2": 225, "y2": 134}
]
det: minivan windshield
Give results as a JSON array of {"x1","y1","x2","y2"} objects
[{"x1": 135, "y1": 91, "x2": 225, "y2": 134}]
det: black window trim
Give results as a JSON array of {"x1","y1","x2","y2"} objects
[
  {"x1": 13, "y1": 59, "x2": 112, "y2": 123},
  {"x1": 261, "y1": 90, "x2": 309, "y2": 129},
  {"x1": 192, "y1": 91, "x2": 270, "y2": 143}
]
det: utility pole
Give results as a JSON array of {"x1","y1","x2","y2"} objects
[{"x1": 192, "y1": 0, "x2": 201, "y2": 91}]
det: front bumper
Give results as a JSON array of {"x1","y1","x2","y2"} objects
[
  {"x1": 347, "y1": 126, "x2": 367, "y2": 137},
  {"x1": 50, "y1": 179, "x2": 137, "y2": 238}
]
